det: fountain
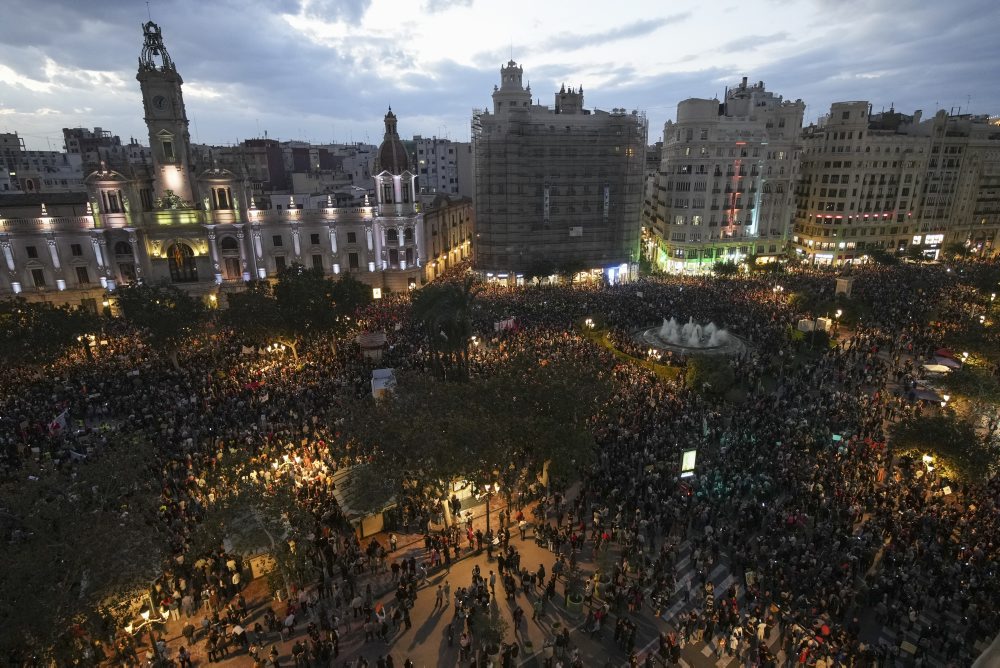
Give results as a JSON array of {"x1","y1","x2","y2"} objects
[{"x1": 635, "y1": 316, "x2": 746, "y2": 356}]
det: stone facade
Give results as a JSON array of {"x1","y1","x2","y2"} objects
[
  {"x1": 644, "y1": 78, "x2": 804, "y2": 272},
  {"x1": 792, "y1": 105, "x2": 1000, "y2": 264},
  {"x1": 421, "y1": 195, "x2": 474, "y2": 282},
  {"x1": 0, "y1": 21, "x2": 432, "y2": 307}
]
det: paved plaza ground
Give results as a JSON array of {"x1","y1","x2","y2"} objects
[{"x1": 144, "y1": 495, "x2": 845, "y2": 668}]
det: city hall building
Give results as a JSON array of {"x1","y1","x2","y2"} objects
[{"x1": 0, "y1": 21, "x2": 433, "y2": 308}]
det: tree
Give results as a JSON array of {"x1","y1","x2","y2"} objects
[
  {"x1": 942, "y1": 241, "x2": 971, "y2": 260},
  {"x1": 112, "y1": 282, "x2": 205, "y2": 369},
  {"x1": 0, "y1": 435, "x2": 165, "y2": 657},
  {"x1": 685, "y1": 355, "x2": 735, "y2": 395},
  {"x1": 329, "y1": 272, "x2": 373, "y2": 318},
  {"x1": 557, "y1": 260, "x2": 588, "y2": 284},
  {"x1": 0, "y1": 298, "x2": 101, "y2": 366},
  {"x1": 224, "y1": 264, "x2": 359, "y2": 360},
  {"x1": 524, "y1": 257, "x2": 556, "y2": 284},
  {"x1": 890, "y1": 413, "x2": 992, "y2": 482},
  {"x1": 904, "y1": 245, "x2": 924, "y2": 262},
  {"x1": 712, "y1": 261, "x2": 738, "y2": 277},
  {"x1": 411, "y1": 276, "x2": 481, "y2": 379},
  {"x1": 343, "y1": 353, "x2": 613, "y2": 513},
  {"x1": 867, "y1": 249, "x2": 898, "y2": 266}
]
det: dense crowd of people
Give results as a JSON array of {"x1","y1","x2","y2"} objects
[{"x1": 1, "y1": 259, "x2": 998, "y2": 668}]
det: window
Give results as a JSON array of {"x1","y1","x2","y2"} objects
[
  {"x1": 31, "y1": 268, "x2": 46, "y2": 287},
  {"x1": 71, "y1": 243, "x2": 83, "y2": 257},
  {"x1": 140, "y1": 188, "x2": 154, "y2": 211},
  {"x1": 26, "y1": 245, "x2": 38, "y2": 259},
  {"x1": 347, "y1": 232, "x2": 357, "y2": 244},
  {"x1": 404, "y1": 228, "x2": 414, "y2": 243},
  {"x1": 387, "y1": 228, "x2": 399, "y2": 243},
  {"x1": 166, "y1": 243, "x2": 198, "y2": 283},
  {"x1": 272, "y1": 235, "x2": 283, "y2": 247},
  {"x1": 310, "y1": 233, "x2": 320, "y2": 246},
  {"x1": 75, "y1": 266, "x2": 90, "y2": 284},
  {"x1": 348, "y1": 252, "x2": 359, "y2": 269},
  {"x1": 381, "y1": 182, "x2": 393, "y2": 203},
  {"x1": 274, "y1": 256, "x2": 286, "y2": 272},
  {"x1": 311, "y1": 254, "x2": 323, "y2": 271},
  {"x1": 162, "y1": 140, "x2": 174, "y2": 161}
]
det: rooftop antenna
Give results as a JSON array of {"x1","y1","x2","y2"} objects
[{"x1": 146, "y1": 1, "x2": 151, "y2": 20}]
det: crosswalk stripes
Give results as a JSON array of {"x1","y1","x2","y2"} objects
[{"x1": 644, "y1": 537, "x2": 790, "y2": 667}]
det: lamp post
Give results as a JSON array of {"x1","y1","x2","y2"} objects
[
  {"x1": 125, "y1": 605, "x2": 168, "y2": 663},
  {"x1": 484, "y1": 481, "x2": 499, "y2": 558}
]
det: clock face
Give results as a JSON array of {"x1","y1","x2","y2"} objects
[{"x1": 152, "y1": 95, "x2": 167, "y2": 111}]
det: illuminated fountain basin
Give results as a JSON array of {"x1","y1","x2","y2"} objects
[{"x1": 635, "y1": 317, "x2": 747, "y2": 356}]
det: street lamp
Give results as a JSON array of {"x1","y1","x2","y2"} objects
[
  {"x1": 124, "y1": 605, "x2": 168, "y2": 662},
  {"x1": 483, "y1": 481, "x2": 500, "y2": 556}
]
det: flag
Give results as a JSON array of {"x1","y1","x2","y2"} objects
[{"x1": 49, "y1": 409, "x2": 69, "y2": 435}]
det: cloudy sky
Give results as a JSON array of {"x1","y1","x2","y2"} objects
[{"x1": 1, "y1": 0, "x2": 998, "y2": 151}]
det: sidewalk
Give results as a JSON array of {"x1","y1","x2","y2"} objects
[{"x1": 135, "y1": 493, "x2": 560, "y2": 668}]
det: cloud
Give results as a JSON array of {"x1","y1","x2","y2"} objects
[
  {"x1": 547, "y1": 14, "x2": 690, "y2": 51},
  {"x1": 718, "y1": 32, "x2": 790, "y2": 53},
  {"x1": 0, "y1": 0, "x2": 998, "y2": 151},
  {"x1": 423, "y1": 0, "x2": 473, "y2": 12}
]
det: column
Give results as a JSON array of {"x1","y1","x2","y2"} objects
[
  {"x1": 90, "y1": 234, "x2": 107, "y2": 288},
  {"x1": 291, "y1": 225, "x2": 301, "y2": 259},
  {"x1": 126, "y1": 228, "x2": 144, "y2": 279},
  {"x1": 0, "y1": 236, "x2": 19, "y2": 293},
  {"x1": 327, "y1": 225, "x2": 339, "y2": 274},
  {"x1": 251, "y1": 225, "x2": 265, "y2": 279},
  {"x1": 236, "y1": 227, "x2": 251, "y2": 281},
  {"x1": 206, "y1": 225, "x2": 222, "y2": 283},
  {"x1": 47, "y1": 235, "x2": 67, "y2": 291},
  {"x1": 98, "y1": 234, "x2": 114, "y2": 290},
  {"x1": 366, "y1": 225, "x2": 377, "y2": 272}
]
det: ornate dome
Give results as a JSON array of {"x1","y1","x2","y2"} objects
[{"x1": 376, "y1": 107, "x2": 410, "y2": 174}]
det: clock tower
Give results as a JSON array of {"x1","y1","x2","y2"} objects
[{"x1": 136, "y1": 21, "x2": 195, "y2": 204}]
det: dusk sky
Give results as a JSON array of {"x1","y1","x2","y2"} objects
[{"x1": 1, "y1": 0, "x2": 998, "y2": 151}]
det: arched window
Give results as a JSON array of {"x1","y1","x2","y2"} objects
[
  {"x1": 220, "y1": 237, "x2": 239, "y2": 255},
  {"x1": 166, "y1": 243, "x2": 198, "y2": 283},
  {"x1": 404, "y1": 228, "x2": 414, "y2": 243},
  {"x1": 386, "y1": 228, "x2": 399, "y2": 243},
  {"x1": 114, "y1": 241, "x2": 132, "y2": 256}
]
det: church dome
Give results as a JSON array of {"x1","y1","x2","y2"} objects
[{"x1": 376, "y1": 107, "x2": 410, "y2": 174}]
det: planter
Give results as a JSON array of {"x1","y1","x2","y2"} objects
[
  {"x1": 597, "y1": 574, "x2": 612, "y2": 596},
  {"x1": 566, "y1": 593, "x2": 584, "y2": 616}
]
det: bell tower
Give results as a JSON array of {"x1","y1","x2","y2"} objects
[{"x1": 136, "y1": 21, "x2": 195, "y2": 204}]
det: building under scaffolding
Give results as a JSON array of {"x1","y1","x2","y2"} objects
[{"x1": 472, "y1": 61, "x2": 646, "y2": 284}]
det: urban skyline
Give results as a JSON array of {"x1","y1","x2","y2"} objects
[{"x1": 2, "y1": 0, "x2": 999, "y2": 151}]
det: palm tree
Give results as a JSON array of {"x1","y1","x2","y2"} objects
[{"x1": 411, "y1": 275, "x2": 482, "y2": 379}]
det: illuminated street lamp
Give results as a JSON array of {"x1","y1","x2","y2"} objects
[
  {"x1": 482, "y1": 481, "x2": 500, "y2": 556},
  {"x1": 124, "y1": 605, "x2": 168, "y2": 661}
]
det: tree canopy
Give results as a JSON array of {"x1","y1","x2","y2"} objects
[
  {"x1": 890, "y1": 413, "x2": 992, "y2": 482},
  {"x1": 0, "y1": 298, "x2": 101, "y2": 366},
  {"x1": 411, "y1": 276, "x2": 481, "y2": 379},
  {"x1": 685, "y1": 354, "x2": 736, "y2": 395},
  {"x1": 0, "y1": 434, "x2": 165, "y2": 655},
  {"x1": 342, "y1": 353, "x2": 613, "y2": 507},
  {"x1": 224, "y1": 266, "x2": 371, "y2": 359},
  {"x1": 114, "y1": 282, "x2": 206, "y2": 368}
]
